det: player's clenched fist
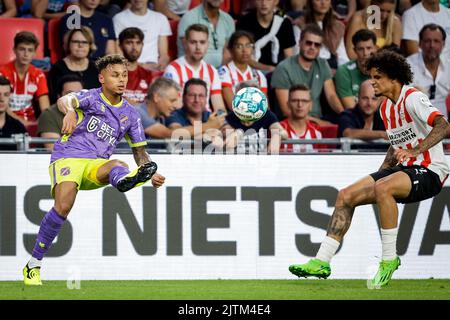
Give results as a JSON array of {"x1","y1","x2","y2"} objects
[
  {"x1": 151, "y1": 173, "x2": 165, "y2": 188},
  {"x1": 394, "y1": 148, "x2": 419, "y2": 163}
]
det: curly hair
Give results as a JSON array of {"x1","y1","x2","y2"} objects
[
  {"x1": 95, "y1": 54, "x2": 128, "y2": 73},
  {"x1": 365, "y1": 51, "x2": 413, "y2": 85}
]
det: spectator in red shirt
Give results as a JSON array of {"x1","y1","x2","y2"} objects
[
  {"x1": 280, "y1": 84, "x2": 324, "y2": 152},
  {"x1": 119, "y1": 27, "x2": 154, "y2": 106},
  {"x1": 0, "y1": 31, "x2": 50, "y2": 123}
]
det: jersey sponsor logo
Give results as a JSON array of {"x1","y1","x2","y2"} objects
[
  {"x1": 86, "y1": 116, "x2": 118, "y2": 145},
  {"x1": 388, "y1": 127, "x2": 417, "y2": 146}
]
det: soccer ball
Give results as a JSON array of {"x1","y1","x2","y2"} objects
[{"x1": 232, "y1": 87, "x2": 268, "y2": 122}]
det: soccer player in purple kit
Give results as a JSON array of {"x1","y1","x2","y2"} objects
[{"x1": 23, "y1": 55, "x2": 166, "y2": 285}]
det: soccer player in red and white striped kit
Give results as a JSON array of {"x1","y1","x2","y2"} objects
[{"x1": 289, "y1": 50, "x2": 449, "y2": 287}]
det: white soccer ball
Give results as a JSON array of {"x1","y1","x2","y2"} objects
[{"x1": 232, "y1": 87, "x2": 268, "y2": 122}]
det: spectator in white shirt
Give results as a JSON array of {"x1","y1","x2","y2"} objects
[
  {"x1": 113, "y1": 0, "x2": 172, "y2": 71},
  {"x1": 407, "y1": 23, "x2": 450, "y2": 118}
]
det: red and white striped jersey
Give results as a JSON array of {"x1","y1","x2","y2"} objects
[
  {"x1": 163, "y1": 57, "x2": 221, "y2": 111},
  {"x1": 218, "y1": 61, "x2": 268, "y2": 94},
  {"x1": 380, "y1": 85, "x2": 449, "y2": 182},
  {"x1": 280, "y1": 119, "x2": 323, "y2": 152}
]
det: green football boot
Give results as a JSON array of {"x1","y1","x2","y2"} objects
[
  {"x1": 23, "y1": 265, "x2": 42, "y2": 286},
  {"x1": 289, "y1": 259, "x2": 331, "y2": 279},
  {"x1": 369, "y1": 256, "x2": 401, "y2": 288}
]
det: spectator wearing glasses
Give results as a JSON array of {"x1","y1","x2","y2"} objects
[
  {"x1": 48, "y1": 27, "x2": 100, "y2": 104},
  {"x1": 177, "y1": 0, "x2": 235, "y2": 68},
  {"x1": 271, "y1": 24, "x2": 344, "y2": 123},
  {"x1": 280, "y1": 84, "x2": 324, "y2": 153},
  {"x1": 59, "y1": 0, "x2": 117, "y2": 60},
  {"x1": 407, "y1": 23, "x2": 450, "y2": 118},
  {"x1": 218, "y1": 31, "x2": 268, "y2": 111}
]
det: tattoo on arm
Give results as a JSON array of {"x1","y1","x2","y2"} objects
[
  {"x1": 380, "y1": 145, "x2": 397, "y2": 170},
  {"x1": 415, "y1": 116, "x2": 449, "y2": 154},
  {"x1": 326, "y1": 205, "x2": 354, "y2": 239},
  {"x1": 132, "y1": 146, "x2": 151, "y2": 166}
]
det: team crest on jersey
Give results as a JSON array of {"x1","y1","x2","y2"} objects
[
  {"x1": 218, "y1": 67, "x2": 226, "y2": 76},
  {"x1": 27, "y1": 83, "x2": 38, "y2": 93},
  {"x1": 60, "y1": 167, "x2": 71, "y2": 176},
  {"x1": 87, "y1": 116, "x2": 101, "y2": 132},
  {"x1": 100, "y1": 104, "x2": 106, "y2": 112},
  {"x1": 139, "y1": 80, "x2": 148, "y2": 89},
  {"x1": 119, "y1": 114, "x2": 129, "y2": 124}
]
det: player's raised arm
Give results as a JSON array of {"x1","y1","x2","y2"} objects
[{"x1": 57, "y1": 94, "x2": 78, "y2": 135}]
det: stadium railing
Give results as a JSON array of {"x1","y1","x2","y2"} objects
[{"x1": 1, "y1": 134, "x2": 450, "y2": 155}]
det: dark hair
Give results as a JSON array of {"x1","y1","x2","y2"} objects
[
  {"x1": 300, "y1": 23, "x2": 324, "y2": 41},
  {"x1": 365, "y1": 51, "x2": 413, "y2": 85},
  {"x1": 0, "y1": 75, "x2": 11, "y2": 89},
  {"x1": 14, "y1": 31, "x2": 39, "y2": 49},
  {"x1": 419, "y1": 23, "x2": 447, "y2": 42},
  {"x1": 95, "y1": 54, "x2": 128, "y2": 73},
  {"x1": 183, "y1": 78, "x2": 208, "y2": 97},
  {"x1": 119, "y1": 27, "x2": 145, "y2": 45},
  {"x1": 352, "y1": 29, "x2": 377, "y2": 46},
  {"x1": 227, "y1": 30, "x2": 255, "y2": 50},
  {"x1": 304, "y1": 0, "x2": 335, "y2": 34},
  {"x1": 57, "y1": 74, "x2": 84, "y2": 95},
  {"x1": 185, "y1": 24, "x2": 209, "y2": 39},
  {"x1": 289, "y1": 84, "x2": 310, "y2": 95}
]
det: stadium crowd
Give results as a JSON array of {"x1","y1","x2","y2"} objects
[{"x1": 0, "y1": 0, "x2": 449, "y2": 152}]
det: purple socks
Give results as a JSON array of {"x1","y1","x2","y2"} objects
[
  {"x1": 31, "y1": 207, "x2": 66, "y2": 260},
  {"x1": 109, "y1": 165, "x2": 130, "y2": 188}
]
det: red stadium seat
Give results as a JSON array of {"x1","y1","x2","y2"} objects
[
  {"x1": 48, "y1": 18, "x2": 63, "y2": 64},
  {"x1": 318, "y1": 124, "x2": 338, "y2": 150},
  {"x1": 25, "y1": 121, "x2": 39, "y2": 137},
  {"x1": 231, "y1": 0, "x2": 242, "y2": 16},
  {"x1": 189, "y1": 0, "x2": 230, "y2": 12},
  {"x1": 0, "y1": 18, "x2": 45, "y2": 65},
  {"x1": 318, "y1": 124, "x2": 338, "y2": 138},
  {"x1": 168, "y1": 19, "x2": 179, "y2": 61}
]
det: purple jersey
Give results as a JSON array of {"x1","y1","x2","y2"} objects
[{"x1": 51, "y1": 88, "x2": 147, "y2": 163}]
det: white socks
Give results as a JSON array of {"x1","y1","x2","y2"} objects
[
  {"x1": 381, "y1": 228, "x2": 398, "y2": 261},
  {"x1": 316, "y1": 236, "x2": 340, "y2": 263},
  {"x1": 28, "y1": 257, "x2": 42, "y2": 269}
]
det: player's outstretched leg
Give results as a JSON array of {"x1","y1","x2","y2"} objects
[
  {"x1": 110, "y1": 161, "x2": 158, "y2": 192},
  {"x1": 289, "y1": 176, "x2": 377, "y2": 280}
]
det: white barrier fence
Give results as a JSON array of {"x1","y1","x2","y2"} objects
[{"x1": 1, "y1": 154, "x2": 449, "y2": 280}]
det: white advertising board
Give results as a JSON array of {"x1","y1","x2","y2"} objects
[{"x1": 0, "y1": 154, "x2": 449, "y2": 280}]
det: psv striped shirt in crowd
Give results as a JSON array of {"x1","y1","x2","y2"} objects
[
  {"x1": 163, "y1": 56, "x2": 221, "y2": 111},
  {"x1": 218, "y1": 61, "x2": 268, "y2": 94},
  {"x1": 379, "y1": 85, "x2": 449, "y2": 183},
  {"x1": 280, "y1": 119, "x2": 323, "y2": 152}
]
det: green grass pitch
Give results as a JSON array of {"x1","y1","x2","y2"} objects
[{"x1": 1, "y1": 280, "x2": 450, "y2": 300}]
